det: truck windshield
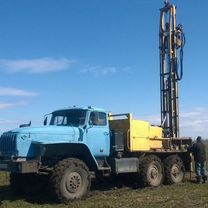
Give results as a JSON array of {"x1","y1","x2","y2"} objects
[{"x1": 50, "y1": 109, "x2": 87, "y2": 127}]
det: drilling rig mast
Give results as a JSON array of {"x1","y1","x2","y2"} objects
[{"x1": 159, "y1": 0, "x2": 185, "y2": 138}]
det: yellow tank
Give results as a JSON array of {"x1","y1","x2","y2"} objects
[{"x1": 109, "y1": 113, "x2": 163, "y2": 152}]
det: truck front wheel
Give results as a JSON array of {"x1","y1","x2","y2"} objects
[
  {"x1": 50, "y1": 158, "x2": 91, "y2": 203},
  {"x1": 164, "y1": 155, "x2": 185, "y2": 184},
  {"x1": 140, "y1": 155, "x2": 164, "y2": 187}
]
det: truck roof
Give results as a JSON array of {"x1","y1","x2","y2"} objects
[{"x1": 52, "y1": 106, "x2": 106, "y2": 113}]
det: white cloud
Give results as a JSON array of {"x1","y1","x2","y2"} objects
[
  {"x1": 142, "y1": 115, "x2": 161, "y2": 125},
  {"x1": 0, "y1": 101, "x2": 28, "y2": 110},
  {"x1": 180, "y1": 107, "x2": 208, "y2": 138},
  {"x1": 0, "y1": 119, "x2": 23, "y2": 134},
  {"x1": 81, "y1": 66, "x2": 131, "y2": 77},
  {"x1": 141, "y1": 107, "x2": 208, "y2": 138},
  {"x1": 0, "y1": 57, "x2": 74, "y2": 74},
  {"x1": 0, "y1": 87, "x2": 37, "y2": 97},
  {"x1": 0, "y1": 119, "x2": 19, "y2": 125},
  {"x1": 0, "y1": 117, "x2": 43, "y2": 134}
]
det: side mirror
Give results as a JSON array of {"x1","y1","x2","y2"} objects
[{"x1": 44, "y1": 117, "x2": 47, "y2": 126}]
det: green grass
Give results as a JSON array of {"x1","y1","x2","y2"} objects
[
  {"x1": 1, "y1": 172, "x2": 208, "y2": 208},
  {"x1": 1, "y1": 141, "x2": 208, "y2": 208}
]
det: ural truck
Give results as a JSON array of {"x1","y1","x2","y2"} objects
[
  {"x1": 0, "y1": 107, "x2": 191, "y2": 202},
  {"x1": 0, "y1": 0, "x2": 192, "y2": 203}
]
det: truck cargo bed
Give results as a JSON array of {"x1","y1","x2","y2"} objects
[{"x1": 109, "y1": 113, "x2": 191, "y2": 152}]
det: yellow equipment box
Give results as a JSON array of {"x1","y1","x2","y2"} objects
[{"x1": 109, "y1": 113, "x2": 163, "y2": 152}]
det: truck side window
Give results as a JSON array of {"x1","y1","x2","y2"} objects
[{"x1": 89, "y1": 112, "x2": 107, "y2": 126}]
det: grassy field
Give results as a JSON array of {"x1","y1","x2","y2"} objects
[
  {"x1": 1, "y1": 141, "x2": 208, "y2": 207},
  {"x1": 1, "y1": 172, "x2": 208, "y2": 208}
]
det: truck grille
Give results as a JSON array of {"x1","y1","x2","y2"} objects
[{"x1": 0, "y1": 133, "x2": 17, "y2": 155}]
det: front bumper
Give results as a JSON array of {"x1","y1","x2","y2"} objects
[{"x1": 0, "y1": 160, "x2": 39, "y2": 173}]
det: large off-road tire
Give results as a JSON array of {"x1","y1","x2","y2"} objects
[
  {"x1": 49, "y1": 158, "x2": 91, "y2": 203},
  {"x1": 164, "y1": 155, "x2": 185, "y2": 184},
  {"x1": 139, "y1": 155, "x2": 164, "y2": 187},
  {"x1": 10, "y1": 173, "x2": 48, "y2": 194}
]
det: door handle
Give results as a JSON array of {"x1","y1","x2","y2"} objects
[{"x1": 104, "y1": 131, "x2": 109, "y2": 136}]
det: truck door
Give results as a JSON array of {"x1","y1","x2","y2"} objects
[{"x1": 86, "y1": 111, "x2": 110, "y2": 157}]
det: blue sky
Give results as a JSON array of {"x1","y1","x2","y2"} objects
[{"x1": 0, "y1": 0, "x2": 207, "y2": 138}]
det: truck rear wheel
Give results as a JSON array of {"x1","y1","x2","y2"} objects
[
  {"x1": 50, "y1": 158, "x2": 91, "y2": 203},
  {"x1": 140, "y1": 155, "x2": 164, "y2": 187},
  {"x1": 164, "y1": 155, "x2": 184, "y2": 184}
]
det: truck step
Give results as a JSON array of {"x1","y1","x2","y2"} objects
[{"x1": 98, "y1": 166, "x2": 111, "y2": 171}]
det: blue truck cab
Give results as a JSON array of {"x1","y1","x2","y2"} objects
[
  {"x1": 0, "y1": 107, "x2": 111, "y2": 172},
  {"x1": 0, "y1": 106, "x2": 117, "y2": 202}
]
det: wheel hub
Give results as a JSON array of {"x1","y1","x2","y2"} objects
[
  {"x1": 171, "y1": 164, "x2": 180, "y2": 178},
  {"x1": 150, "y1": 166, "x2": 159, "y2": 180},
  {"x1": 66, "y1": 172, "x2": 82, "y2": 193}
]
